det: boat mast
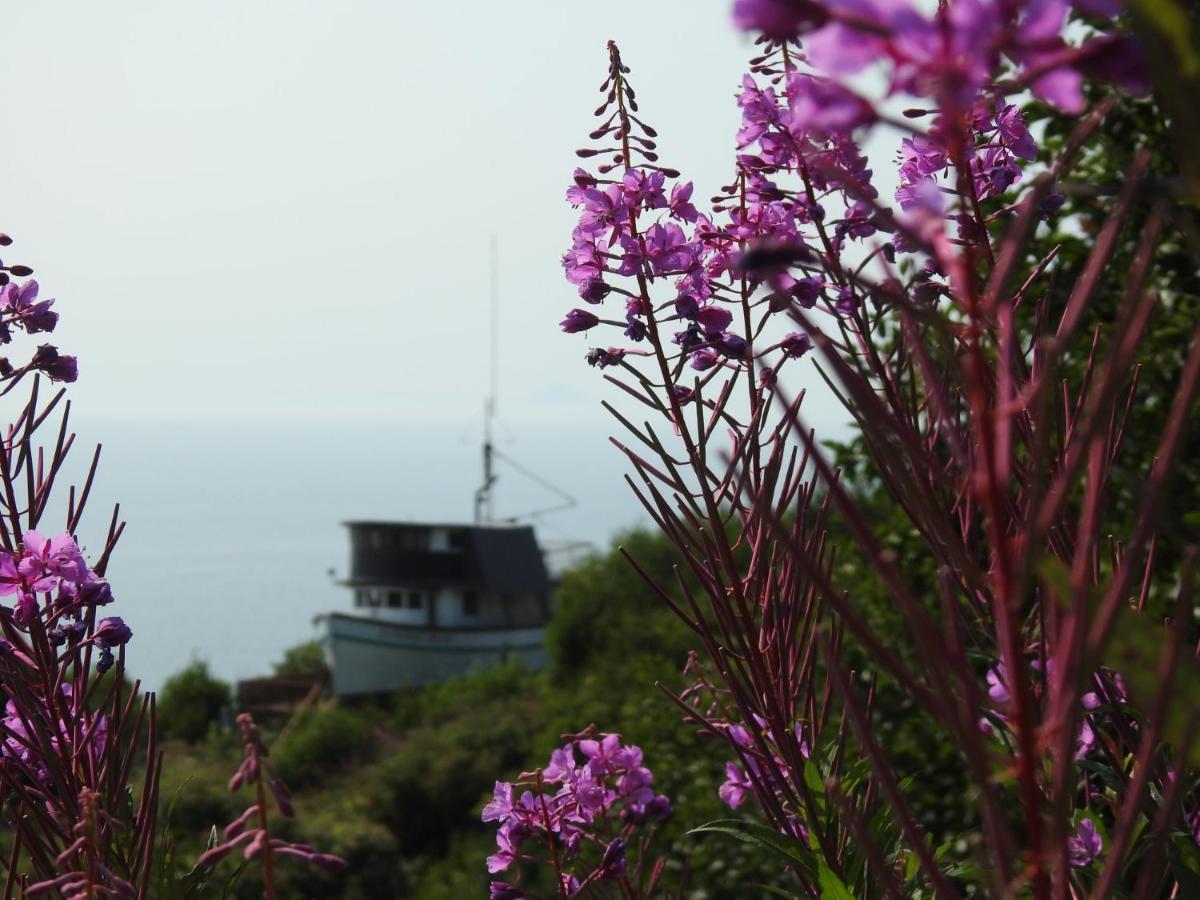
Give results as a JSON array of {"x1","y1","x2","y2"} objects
[{"x1": 474, "y1": 235, "x2": 499, "y2": 524}]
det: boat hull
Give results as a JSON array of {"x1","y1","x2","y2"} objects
[{"x1": 317, "y1": 612, "x2": 548, "y2": 695}]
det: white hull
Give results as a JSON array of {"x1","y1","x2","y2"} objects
[{"x1": 317, "y1": 612, "x2": 548, "y2": 695}]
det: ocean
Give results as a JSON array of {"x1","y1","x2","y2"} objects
[{"x1": 63, "y1": 418, "x2": 649, "y2": 692}]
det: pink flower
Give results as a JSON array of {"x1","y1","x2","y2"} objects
[
  {"x1": 719, "y1": 761, "x2": 753, "y2": 809},
  {"x1": 18, "y1": 531, "x2": 86, "y2": 592}
]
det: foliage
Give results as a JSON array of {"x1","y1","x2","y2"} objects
[
  {"x1": 272, "y1": 640, "x2": 330, "y2": 678},
  {"x1": 272, "y1": 706, "x2": 377, "y2": 789},
  {"x1": 535, "y1": 1, "x2": 1200, "y2": 895},
  {"x1": 158, "y1": 659, "x2": 232, "y2": 743}
]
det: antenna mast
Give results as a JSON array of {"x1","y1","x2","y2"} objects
[{"x1": 474, "y1": 236, "x2": 499, "y2": 524}]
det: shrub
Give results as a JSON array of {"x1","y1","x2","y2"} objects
[
  {"x1": 272, "y1": 639, "x2": 330, "y2": 678},
  {"x1": 157, "y1": 659, "x2": 232, "y2": 743},
  {"x1": 272, "y1": 706, "x2": 376, "y2": 788}
]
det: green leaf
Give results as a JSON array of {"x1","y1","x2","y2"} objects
[
  {"x1": 1168, "y1": 835, "x2": 1200, "y2": 896},
  {"x1": 1127, "y1": 0, "x2": 1200, "y2": 202},
  {"x1": 1104, "y1": 602, "x2": 1200, "y2": 768},
  {"x1": 688, "y1": 818, "x2": 817, "y2": 881},
  {"x1": 1039, "y1": 557, "x2": 1200, "y2": 767},
  {"x1": 803, "y1": 758, "x2": 830, "y2": 834},
  {"x1": 817, "y1": 863, "x2": 855, "y2": 899},
  {"x1": 748, "y1": 885, "x2": 802, "y2": 899},
  {"x1": 1128, "y1": 0, "x2": 1200, "y2": 75}
]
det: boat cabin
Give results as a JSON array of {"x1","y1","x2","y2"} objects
[{"x1": 318, "y1": 521, "x2": 553, "y2": 694}]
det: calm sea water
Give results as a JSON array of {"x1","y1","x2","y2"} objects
[{"x1": 63, "y1": 418, "x2": 646, "y2": 691}]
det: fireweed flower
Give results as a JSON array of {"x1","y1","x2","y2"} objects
[
  {"x1": 1067, "y1": 819, "x2": 1103, "y2": 867},
  {"x1": 0, "y1": 234, "x2": 168, "y2": 896},
  {"x1": 92, "y1": 616, "x2": 133, "y2": 649},
  {"x1": 541, "y1": 7, "x2": 1170, "y2": 890},
  {"x1": 0, "y1": 280, "x2": 58, "y2": 334},
  {"x1": 18, "y1": 530, "x2": 87, "y2": 590},
  {"x1": 198, "y1": 713, "x2": 346, "y2": 884},
  {"x1": 30, "y1": 344, "x2": 78, "y2": 383},
  {"x1": 484, "y1": 732, "x2": 670, "y2": 894},
  {"x1": 718, "y1": 761, "x2": 753, "y2": 809},
  {"x1": 560, "y1": 309, "x2": 601, "y2": 334}
]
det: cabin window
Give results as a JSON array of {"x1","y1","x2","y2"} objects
[
  {"x1": 462, "y1": 591, "x2": 479, "y2": 617},
  {"x1": 407, "y1": 590, "x2": 423, "y2": 609},
  {"x1": 365, "y1": 590, "x2": 381, "y2": 608},
  {"x1": 355, "y1": 589, "x2": 366, "y2": 607},
  {"x1": 370, "y1": 530, "x2": 385, "y2": 549},
  {"x1": 386, "y1": 590, "x2": 404, "y2": 608}
]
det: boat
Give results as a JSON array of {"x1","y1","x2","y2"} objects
[
  {"x1": 316, "y1": 239, "x2": 574, "y2": 695},
  {"x1": 317, "y1": 520, "x2": 552, "y2": 695}
]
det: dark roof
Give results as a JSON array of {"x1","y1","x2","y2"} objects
[
  {"x1": 344, "y1": 522, "x2": 550, "y2": 595},
  {"x1": 467, "y1": 526, "x2": 551, "y2": 595}
]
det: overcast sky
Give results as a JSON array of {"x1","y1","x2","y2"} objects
[{"x1": 0, "y1": 1, "x2": 856, "y2": 433}]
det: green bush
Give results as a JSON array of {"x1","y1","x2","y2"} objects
[
  {"x1": 370, "y1": 701, "x2": 537, "y2": 855},
  {"x1": 157, "y1": 660, "x2": 231, "y2": 744},
  {"x1": 272, "y1": 639, "x2": 330, "y2": 678},
  {"x1": 272, "y1": 706, "x2": 376, "y2": 789}
]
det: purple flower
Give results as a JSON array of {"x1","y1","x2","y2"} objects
[
  {"x1": 490, "y1": 883, "x2": 525, "y2": 900},
  {"x1": 995, "y1": 104, "x2": 1038, "y2": 160},
  {"x1": 0, "y1": 553, "x2": 22, "y2": 596},
  {"x1": 668, "y1": 182, "x2": 699, "y2": 222},
  {"x1": 565, "y1": 168, "x2": 597, "y2": 207},
  {"x1": 834, "y1": 287, "x2": 858, "y2": 316},
  {"x1": 49, "y1": 619, "x2": 87, "y2": 646},
  {"x1": 624, "y1": 314, "x2": 646, "y2": 343},
  {"x1": 78, "y1": 576, "x2": 114, "y2": 607},
  {"x1": 599, "y1": 838, "x2": 627, "y2": 878},
  {"x1": 674, "y1": 324, "x2": 704, "y2": 353},
  {"x1": 898, "y1": 134, "x2": 948, "y2": 184},
  {"x1": 719, "y1": 761, "x2": 753, "y2": 809},
  {"x1": 781, "y1": 332, "x2": 812, "y2": 358},
  {"x1": 986, "y1": 665, "x2": 1010, "y2": 704},
  {"x1": 30, "y1": 345, "x2": 77, "y2": 383},
  {"x1": 1072, "y1": 0, "x2": 1120, "y2": 13},
  {"x1": 792, "y1": 277, "x2": 822, "y2": 308},
  {"x1": 563, "y1": 229, "x2": 609, "y2": 288},
  {"x1": 560, "y1": 309, "x2": 600, "y2": 334},
  {"x1": 1077, "y1": 34, "x2": 1151, "y2": 96},
  {"x1": 1074, "y1": 717, "x2": 1095, "y2": 760},
  {"x1": 578, "y1": 279, "x2": 611, "y2": 304},
  {"x1": 1039, "y1": 63, "x2": 1087, "y2": 110},
  {"x1": 690, "y1": 348, "x2": 720, "y2": 371},
  {"x1": 482, "y1": 782, "x2": 514, "y2": 823},
  {"x1": 1067, "y1": 819, "x2": 1102, "y2": 867},
  {"x1": 543, "y1": 745, "x2": 578, "y2": 783},
  {"x1": 1, "y1": 281, "x2": 58, "y2": 334},
  {"x1": 670, "y1": 384, "x2": 695, "y2": 405},
  {"x1": 487, "y1": 822, "x2": 521, "y2": 874},
  {"x1": 787, "y1": 73, "x2": 876, "y2": 138},
  {"x1": 93, "y1": 616, "x2": 132, "y2": 649},
  {"x1": 733, "y1": 0, "x2": 829, "y2": 38},
  {"x1": 18, "y1": 531, "x2": 87, "y2": 591},
  {"x1": 695, "y1": 305, "x2": 733, "y2": 335},
  {"x1": 585, "y1": 347, "x2": 625, "y2": 369},
  {"x1": 643, "y1": 793, "x2": 671, "y2": 822},
  {"x1": 643, "y1": 223, "x2": 697, "y2": 276},
  {"x1": 718, "y1": 332, "x2": 748, "y2": 359},
  {"x1": 621, "y1": 169, "x2": 668, "y2": 212},
  {"x1": 579, "y1": 733, "x2": 623, "y2": 774},
  {"x1": 617, "y1": 765, "x2": 655, "y2": 805},
  {"x1": 579, "y1": 185, "x2": 629, "y2": 237},
  {"x1": 737, "y1": 76, "x2": 784, "y2": 148}
]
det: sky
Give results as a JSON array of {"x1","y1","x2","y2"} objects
[
  {"x1": 0, "y1": 0, "x2": 856, "y2": 429},
  {"x1": 0, "y1": 2, "x2": 867, "y2": 687}
]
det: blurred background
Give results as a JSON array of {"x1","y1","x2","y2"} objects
[{"x1": 0, "y1": 1, "x2": 857, "y2": 690}]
